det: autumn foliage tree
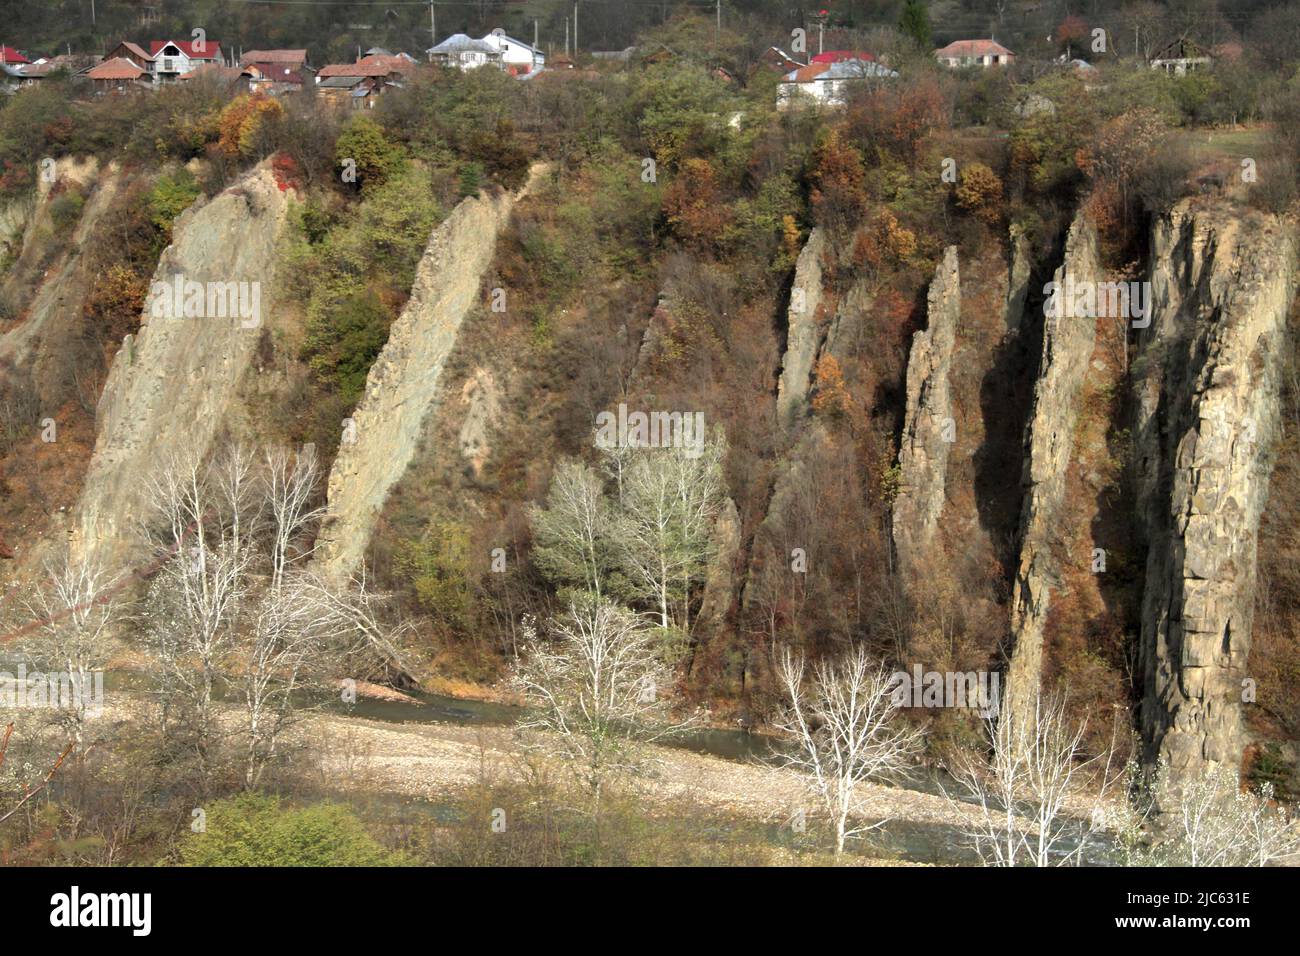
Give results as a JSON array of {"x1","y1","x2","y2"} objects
[
  {"x1": 663, "y1": 157, "x2": 734, "y2": 253},
  {"x1": 955, "y1": 162, "x2": 1004, "y2": 224},
  {"x1": 809, "y1": 129, "x2": 867, "y2": 232},
  {"x1": 845, "y1": 78, "x2": 949, "y2": 168},
  {"x1": 217, "y1": 94, "x2": 284, "y2": 160}
]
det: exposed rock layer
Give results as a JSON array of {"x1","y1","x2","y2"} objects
[
  {"x1": 891, "y1": 246, "x2": 960, "y2": 575},
  {"x1": 1134, "y1": 201, "x2": 1297, "y2": 792},
  {"x1": 314, "y1": 164, "x2": 547, "y2": 581},
  {"x1": 70, "y1": 163, "x2": 290, "y2": 572},
  {"x1": 1004, "y1": 212, "x2": 1103, "y2": 726},
  {"x1": 775, "y1": 228, "x2": 825, "y2": 432}
]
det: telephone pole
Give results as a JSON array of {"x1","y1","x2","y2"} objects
[
  {"x1": 429, "y1": 1, "x2": 436, "y2": 48},
  {"x1": 573, "y1": 2, "x2": 578, "y2": 55}
]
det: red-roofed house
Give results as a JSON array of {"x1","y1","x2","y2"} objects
[
  {"x1": 149, "y1": 39, "x2": 223, "y2": 80},
  {"x1": 934, "y1": 39, "x2": 1015, "y2": 68},
  {"x1": 0, "y1": 46, "x2": 30, "y2": 65}
]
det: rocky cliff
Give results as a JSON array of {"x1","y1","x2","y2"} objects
[
  {"x1": 775, "y1": 228, "x2": 825, "y2": 432},
  {"x1": 891, "y1": 246, "x2": 960, "y2": 576},
  {"x1": 1133, "y1": 200, "x2": 1297, "y2": 794},
  {"x1": 313, "y1": 164, "x2": 548, "y2": 582},
  {"x1": 70, "y1": 163, "x2": 291, "y2": 572},
  {"x1": 0, "y1": 159, "x2": 122, "y2": 409},
  {"x1": 1003, "y1": 211, "x2": 1104, "y2": 728}
]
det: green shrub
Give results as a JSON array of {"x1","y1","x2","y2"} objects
[
  {"x1": 48, "y1": 189, "x2": 85, "y2": 233},
  {"x1": 177, "y1": 794, "x2": 402, "y2": 866}
]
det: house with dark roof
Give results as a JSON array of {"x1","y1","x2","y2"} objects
[
  {"x1": 934, "y1": 39, "x2": 1015, "y2": 68},
  {"x1": 426, "y1": 34, "x2": 502, "y2": 70},
  {"x1": 17, "y1": 53, "x2": 101, "y2": 84},
  {"x1": 242, "y1": 61, "x2": 308, "y2": 94},
  {"x1": 1150, "y1": 38, "x2": 1211, "y2": 75},
  {"x1": 316, "y1": 54, "x2": 414, "y2": 107}
]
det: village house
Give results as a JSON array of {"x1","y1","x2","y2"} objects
[
  {"x1": 237, "y1": 51, "x2": 314, "y2": 95},
  {"x1": 0, "y1": 45, "x2": 30, "y2": 67},
  {"x1": 316, "y1": 53, "x2": 415, "y2": 108},
  {"x1": 481, "y1": 29, "x2": 544, "y2": 75},
  {"x1": 149, "y1": 39, "x2": 224, "y2": 80},
  {"x1": 1150, "y1": 38, "x2": 1211, "y2": 74},
  {"x1": 241, "y1": 62, "x2": 307, "y2": 95},
  {"x1": 82, "y1": 57, "x2": 152, "y2": 94},
  {"x1": 426, "y1": 34, "x2": 502, "y2": 70},
  {"x1": 777, "y1": 57, "x2": 897, "y2": 110},
  {"x1": 934, "y1": 39, "x2": 1015, "y2": 68},
  {"x1": 1, "y1": 63, "x2": 23, "y2": 94},
  {"x1": 239, "y1": 48, "x2": 315, "y2": 91},
  {"x1": 16, "y1": 53, "x2": 102, "y2": 86}
]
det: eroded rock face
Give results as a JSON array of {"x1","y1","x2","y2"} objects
[
  {"x1": 891, "y1": 246, "x2": 960, "y2": 576},
  {"x1": 1004, "y1": 211, "x2": 1103, "y2": 727},
  {"x1": 71, "y1": 163, "x2": 290, "y2": 573},
  {"x1": 697, "y1": 496, "x2": 741, "y2": 633},
  {"x1": 0, "y1": 160, "x2": 122, "y2": 409},
  {"x1": 1133, "y1": 202, "x2": 1297, "y2": 794},
  {"x1": 775, "y1": 228, "x2": 825, "y2": 432},
  {"x1": 314, "y1": 164, "x2": 548, "y2": 582}
]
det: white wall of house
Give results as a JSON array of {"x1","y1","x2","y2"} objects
[{"x1": 482, "y1": 33, "x2": 543, "y2": 69}]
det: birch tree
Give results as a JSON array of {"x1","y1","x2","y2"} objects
[
  {"x1": 512, "y1": 600, "x2": 699, "y2": 804},
  {"x1": 773, "y1": 646, "x2": 922, "y2": 855},
  {"x1": 947, "y1": 691, "x2": 1122, "y2": 867},
  {"x1": 612, "y1": 434, "x2": 725, "y2": 632},
  {"x1": 529, "y1": 460, "x2": 612, "y2": 602},
  {"x1": 20, "y1": 554, "x2": 121, "y2": 749}
]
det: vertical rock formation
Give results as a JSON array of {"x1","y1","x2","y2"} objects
[
  {"x1": 314, "y1": 164, "x2": 547, "y2": 582},
  {"x1": 775, "y1": 228, "x2": 825, "y2": 432},
  {"x1": 891, "y1": 246, "x2": 960, "y2": 575},
  {"x1": 1133, "y1": 202, "x2": 1297, "y2": 794},
  {"x1": 0, "y1": 161, "x2": 122, "y2": 405},
  {"x1": 1003, "y1": 211, "x2": 1103, "y2": 727},
  {"x1": 70, "y1": 163, "x2": 291, "y2": 572},
  {"x1": 696, "y1": 496, "x2": 742, "y2": 634}
]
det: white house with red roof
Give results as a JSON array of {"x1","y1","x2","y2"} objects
[
  {"x1": 0, "y1": 45, "x2": 30, "y2": 66},
  {"x1": 149, "y1": 39, "x2": 224, "y2": 79},
  {"x1": 934, "y1": 39, "x2": 1015, "y2": 68},
  {"x1": 778, "y1": 57, "x2": 898, "y2": 109}
]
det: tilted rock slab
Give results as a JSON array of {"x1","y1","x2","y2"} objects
[
  {"x1": 1003, "y1": 211, "x2": 1103, "y2": 728},
  {"x1": 1133, "y1": 201, "x2": 1296, "y2": 795},
  {"x1": 314, "y1": 164, "x2": 548, "y2": 582},
  {"x1": 0, "y1": 160, "x2": 122, "y2": 407},
  {"x1": 891, "y1": 246, "x2": 960, "y2": 575},
  {"x1": 71, "y1": 163, "x2": 290, "y2": 573},
  {"x1": 775, "y1": 227, "x2": 825, "y2": 432}
]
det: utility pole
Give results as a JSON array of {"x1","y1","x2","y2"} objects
[
  {"x1": 430, "y1": 2, "x2": 436, "y2": 49},
  {"x1": 573, "y1": 3, "x2": 578, "y2": 55},
  {"x1": 716, "y1": 0, "x2": 720, "y2": 42},
  {"x1": 565, "y1": 17, "x2": 569, "y2": 56},
  {"x1": 534, "y1": 19, "x2": 539, "y2": 69}
]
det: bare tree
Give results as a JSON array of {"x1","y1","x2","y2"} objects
[
  {"x1": 20, "y1": 554, "x2": 120, "y2": 749},
  {"x1": 612, "y1": 434, "x2": 726, "y2": 632},
  {"x1": 512, "y1": 600, "x2": 699, "y2": 804},
  {"x1": 529, "y1": 459, "x2": 612, "y2": 601},
  {"x1": 1132, "y1": 764, "x2": 1300, "y2": 867},
  {"x1": 773, "y1": 647, "x2": 923, "y2": 855},
  {"x1": 947, "y1": 692, "x2": 1122, "y2": 867}
]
